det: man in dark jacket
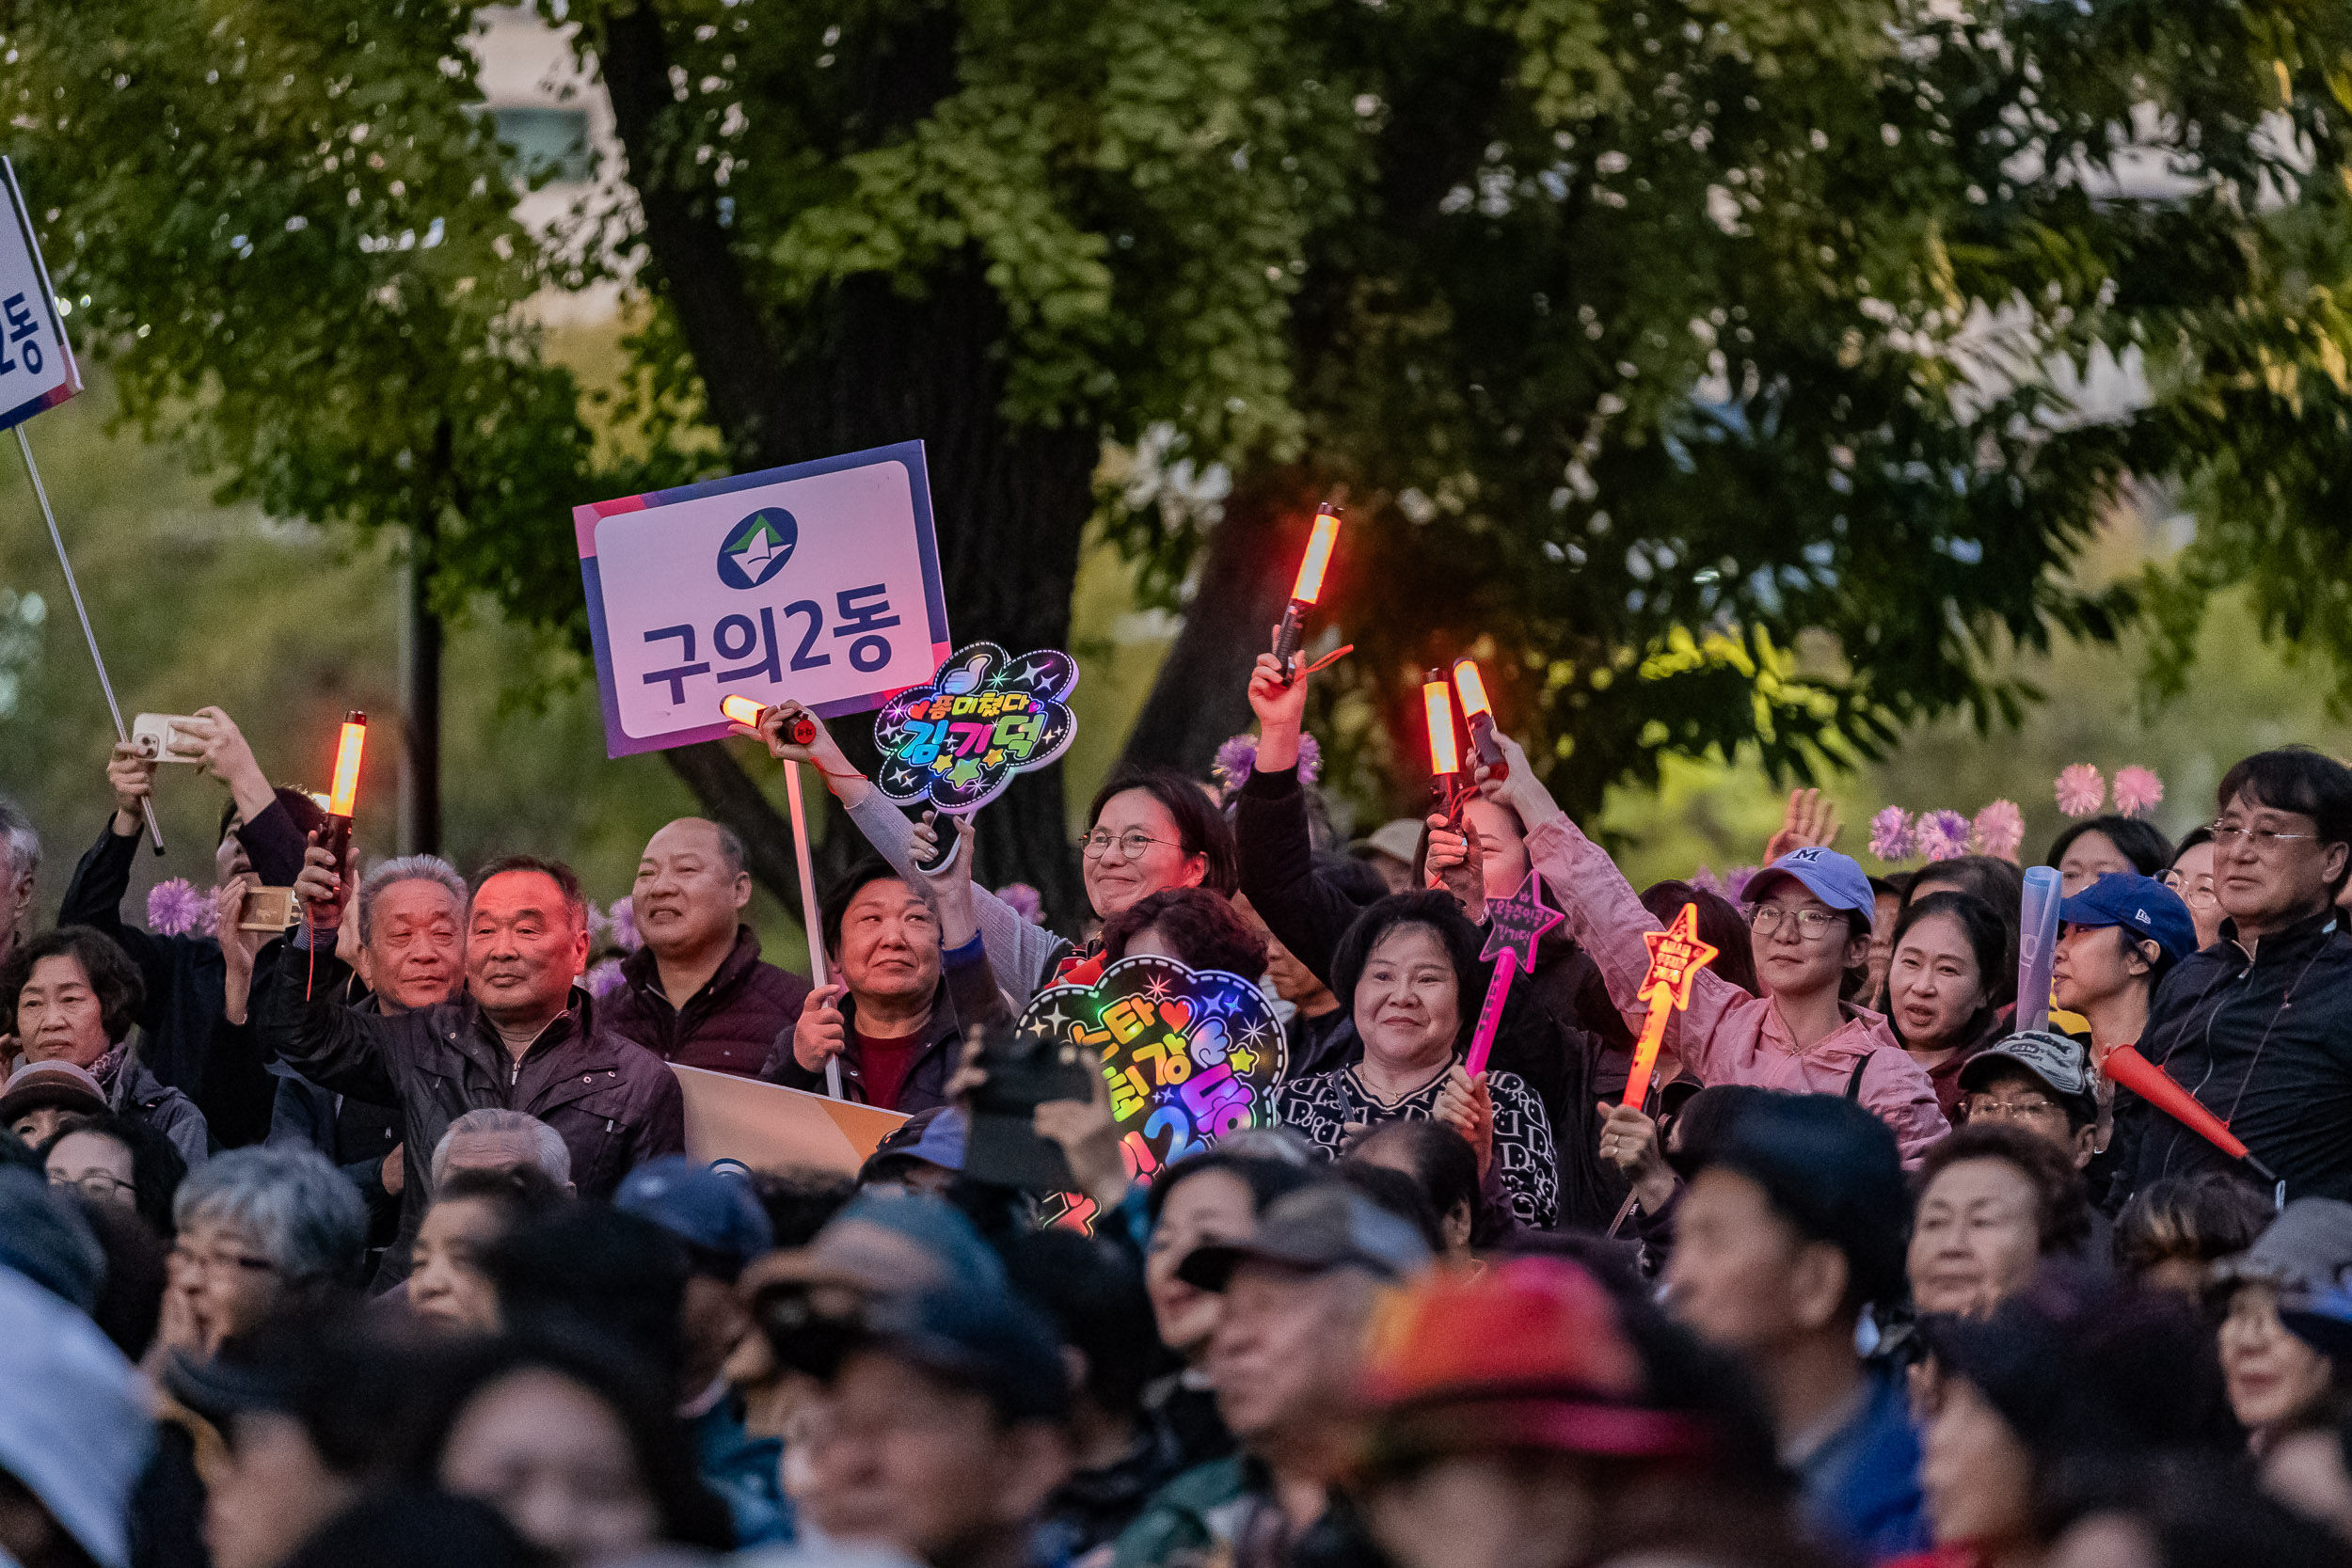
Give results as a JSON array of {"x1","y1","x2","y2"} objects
[
  {"x1": 2127, "y1": 748, "x2": 2352, "y2": 1205},
  {"x1": 262, "y1": 848, "x2": 684, "y2": 1234},
  {"x1": 603, "y1": 817, "x2": 809, "y2": 1078},
  {"x1": 62, "y1": 707, "x2": 314, "y2": 1147},
  {"x1": 772, "y1": 859, "x2": 965, "y2": 1114}
]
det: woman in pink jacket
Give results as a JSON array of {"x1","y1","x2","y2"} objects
[{"x1": 1479, "y1": 735, "x2": 1948, "y2": 1166}]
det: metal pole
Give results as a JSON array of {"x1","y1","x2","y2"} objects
[{"x1": 15, "y1": 424, "x2": 162, "y2": 852}]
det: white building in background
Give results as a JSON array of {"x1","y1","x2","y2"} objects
[{"x1": 469, "y1": 4, "x2": 626, "y2": 325}]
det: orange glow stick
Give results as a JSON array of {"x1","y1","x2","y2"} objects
[
  {"x1": 326, "y1": 713, "x2": 366, "y2": 819},
  {"x1": 1620, "y1": 904, "x2": 1720, "y2": 1110},
  {"x1": 1291, "y1": 504, "x2": 1342, "y2": 604},
  {"x1": 1453, "y1": 657, "x2": 1507, "y2": 776},
  {"x1": 721, "y1": 695, "x2": 815, "y2": 746},
  {"x1": 1423, "y1": 678, "x2": 1460, "y2": 778}
]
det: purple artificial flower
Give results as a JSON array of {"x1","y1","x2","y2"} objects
[
  {"x1": 2055, "y1": 764, "x2": 2106, "y2": 818},
  {"x1": 1972, "y1": 800, "x2": 2025, "y2": 863},
  {"x1": 2113, "y1": 766, "x2": 2165, "y2": 819},
  {"x1": 584, "y1": 958, "x2": 626, "y2": 1000},
  {"x1": 996, "y1": 882, "x2": 1047, "y2": 926},
  {"x1": 1295, "y1": 732, "x2": 1322, "y2": 787},
  {"x1": 1721, "y1": 865, "x2": 1761, "y2": 901},
  {"x1": 1213, "y1": 735, "x2": 1259, "y2": 791},
  {"x1": 586, "y1": 900, "x2": 613, "y2": 947},
  {"x1": 607, "y1": 895, "x2": 643, "y2": 953},
  {"x1": 1868, "y1": 807, "x2": 1915, "y2": 863},
  {"x1": 148, "y1": 878, "x2": 215, "y2": 938},
  {"x1": 1918, "y1": 810, "x2": 1972, "y2": 862}
]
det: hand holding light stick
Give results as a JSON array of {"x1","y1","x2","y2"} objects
[
  {"x1": 722, "y1": 696, "x2": 841, "y2": 1098},
  {"x1": 1452, "y1": 657, "x2": 1507, "y2": 779},
  {"x1": 1271, "y1": 503, "x2": 1343, "y2": 685},
  {"x1": 1620, "y1": 904, "x2": 1721, "y2": 1112},
  {"x1": 2016, "y1": 865, "x2": 2061, "y2": 1036},
  {"x1": 319, "y1": 712, "x2": 366, "y2": 872}
]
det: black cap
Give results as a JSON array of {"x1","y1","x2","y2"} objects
[
  {"x1": 1177, "y1": 1182, "x2": 1433, "y2": 1291},
  {"x1": 804, "y1": 1279, "x2": 1071, "y2": 1425}
]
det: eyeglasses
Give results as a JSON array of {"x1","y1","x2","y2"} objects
[
  {"x1": 169, "y1": 1243, "x2": 279, "y2": 1278},
  {"x1": 48, "y1": 1170, "x2": 134, "y2": 1201},
  {"x1": 1965, "y1": 1096, "x2": 2062, "y2": 1123},
  {"x1": 2159, "y1": 870, "x2": 2218, "y2": 909},
  {"x1": 1745, "y1": 905, "x2": 1842, "y2": 940},
  {"x1": 2210, "y1": 820, "x2": 2321, "y2": 854},
  {"x1": 1079, "y1": 829, "x2": 1179, "y2": 863}
]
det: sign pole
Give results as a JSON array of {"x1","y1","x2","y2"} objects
[
  {"x1": 15, "y1": 425, "x2": 162, "y2": 853},
  {"x1": 782, "y1": 760, "x2": 844, "y2": 1100}
]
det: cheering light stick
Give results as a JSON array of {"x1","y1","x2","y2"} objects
[
  {"x1": 1463, "y1": 870, "x2": 1565, "y2": 1078},
  {"x1": 2016, "y1": 865, "x2": 2061, "y2": 1036},
  {"x1": 720, "y1": 694, "x2": 816, "y2": 748},
  {"x1": 1271, "y1": 502, "x2": 1343, "y2": 685},
  {"x1": 1620, "y1": 904, "x2": 1721, "y2": 1111},
  {"x1": 318, "y1": 711, "x2": 366, "y2": 870},
  {"x1": 1423, "y1": 673, "x2": 1469, "y2": 828},
  {"x1": 1452, "y1": 657, "x2": 1507, "y2": 779}
]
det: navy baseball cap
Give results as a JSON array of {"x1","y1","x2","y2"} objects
[
  {"x1": 2058, "y1": 872, "x2": 2198, "y2": 960},
  {"x1": 614, "y1": 1157, "x2": 774, "y2": 1278},
  {"x1": 858, "y1": 1106, "x2": 967, "y2": 1183},
  {"x1": 1743, "y1": 846, "x2": 1875, "y2": 917}
]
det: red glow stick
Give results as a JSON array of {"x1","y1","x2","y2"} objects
[
  {"x1": 1621, "y1": 904, "x2": 1720, "y2": 1111},
  {"x1": 1272, "y1": 502, "x2": 1343, "y2": 683},
  {"x1": 2104, "y1": 1043, "x2": 2280, "y2": 1184}
]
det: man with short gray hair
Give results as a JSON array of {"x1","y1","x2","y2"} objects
[
  {"x1": 602, "y1": 816, "x2": 810, "y2": 1078},
  {"x1": 0, "y1": 797, "x2": 38, "y2": 963},
  {"x1": 429, "y1": 1107, "x2": 574, "y2": 1193}
]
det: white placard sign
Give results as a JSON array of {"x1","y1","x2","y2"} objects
[
  {"x1": 0, "y1": 159, "x2": 82, "y2": 432},
  {"x1": 574, "y1": 441, "x2": 952, "y2": 756}
]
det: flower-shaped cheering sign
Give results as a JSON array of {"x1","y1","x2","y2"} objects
[
  {"x1": 872, "y1": 642, "x2": 1079, "y2": 813},
  {"x1": 1020, "y1": 955, "x2": 1287, "y2": 1188}
]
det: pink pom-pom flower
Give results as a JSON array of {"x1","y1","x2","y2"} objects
[
  {"x1": 148, "y1": 878, "x2": 215, "y2": 938},
  {"x1": 1972, "y1": 800, "x2": 2025, "y2": 863},
  {"x1": 584, "y1": 958, "x2": 627, "y2": 1000},
  {"x1": 2113, "y1": 766, "x2": 2165, "y2": 819},
  {"x1": 1918, "y1": 810, "x2": 1972, "y2": 862},
  {"x1": 607, "y1": 895, "x2": 643, "y2": 953},
  {"x1": 2055, "y1": 765, "x2": 2106, "y2": 818},
  {"x1": 995, "y1": 883, "x2": 1048, "y2": 926},
  {"x1": 1868, "y1": 807, "x2": 1915, "y2": 863}
]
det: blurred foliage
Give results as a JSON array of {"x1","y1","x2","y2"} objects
[{"x1": 2, "y1": 0, "x2": 2351, "y2": 873}]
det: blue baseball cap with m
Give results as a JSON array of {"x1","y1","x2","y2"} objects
[
  {"x1": 1744, "y1": 846, "x2": 1876, "y2": 918},
  {"x1": 2058, "y1": 872, "x2": 2198, "y2": 960}
]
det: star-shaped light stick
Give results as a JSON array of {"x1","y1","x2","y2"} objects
[
  {"x1": 1462, "y1": 869, "x2": 1565, "y2": 1078},
  {"x1": 1620, "y1": 903, "x2": 1721, "y2": 1111}
]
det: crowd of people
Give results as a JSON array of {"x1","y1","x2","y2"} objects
[{"x1": 1, "y1": 669, "x2": 2351, "y2": 1568}]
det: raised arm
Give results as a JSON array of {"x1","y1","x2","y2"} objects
[
  {"x1": 1233, "y1": 653, "x2": 1365, "y2": 987},
  {"x1": 1486, "y1": 736, "x2": 1747, "y2": 1083},
  {"x1": 253, "y1": 841, "x2": 403, "y2": 1106},
  {"x1": 735, "y1": 700, "x2": 1068, "y2": 1000}
]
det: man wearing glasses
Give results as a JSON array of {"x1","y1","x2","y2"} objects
[{"x1": 2127, "y1": 748, "x2": 2352, "y2": 1205}]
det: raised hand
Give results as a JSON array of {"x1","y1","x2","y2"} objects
[
  {"x1": 1034, "y1": 1055, "x2": 1127, "y2": 1210},
  {"x1": 1476, "y1": 731, "x2": 1564, "y2": 832},
  {"x1": 179, "y1": 706, "x2": 275, "y2": 819},
  {"x1": 107, "y1": 742, "x2": 157, "y2": 836},
  {"x1": 1762, "y1": 786, "x2": 1842, "y2": 863},
  {"x1": 1423, "y1": 814, "x2": 1486, "y2": 924},
  {"x1": 294, "y1": 832, "x2": 357, "y2": 933},
  {"x1": 1247, "y1": 652, "x2": 1309, "y2": 772},
  {"x1": 731, "y1": 699, "x2": 870, "y2": 805},
  {"x1": 910, "y1": 812, "x2": 980, "y2": 948}
]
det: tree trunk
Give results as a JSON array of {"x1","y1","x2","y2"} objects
[
  {"x1": 593, "y1": 2, "x2": 1094, "y2": 930},
  {"x1": 1118, "y1": 465, "x2": 1323, "y2": 777}
]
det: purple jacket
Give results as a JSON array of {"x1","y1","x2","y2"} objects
[{"x1": 600, "y1": 927, "x2": 810, "y2": 1079}]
